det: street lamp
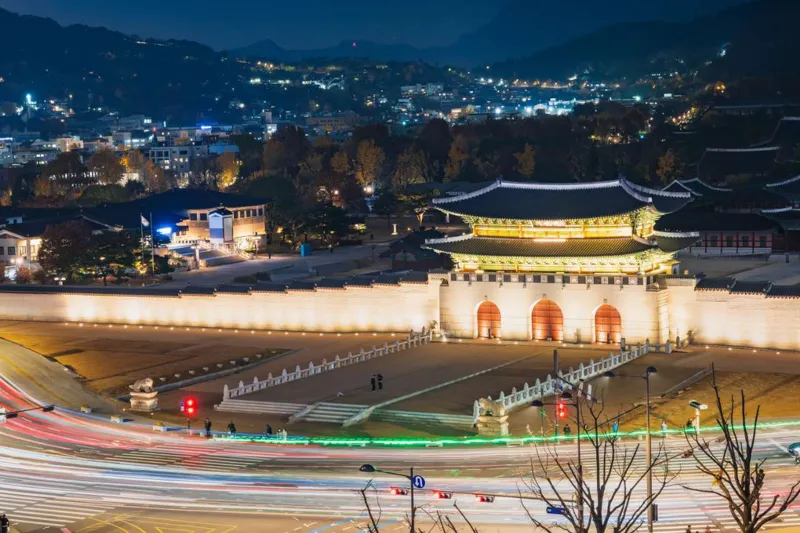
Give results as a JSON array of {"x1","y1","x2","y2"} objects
[
  {"x1": 532, "y1": 378, "x2": 589, "y2": 532},
  {"x1": 605, "y1": 366, "x2": 657, "y2": 533},
  {"x1": 359, "y1": 464, "x2": 417, "y2": 531}
]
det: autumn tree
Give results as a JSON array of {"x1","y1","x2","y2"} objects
[
  {"x1": 214, "y1": 152, "x2": 240, "y2": 190},
  {"x1": 444, "y1": 140, "x2": 470, "y2": 182},
  {"x1": 140, "y1": 159, "x2": 168, "y2": 193},
  {"x1": 684, "y1": 367, "x2": 800, "y2": 533},
  {"x1": 37, "y1": 220, "x2": 94, "y2": 281},
  {"x1": 354, "y1": 140, "x2": 385, "y2": 188},
  {"x1": 514, "y1": 143, "x2": 536, "y2": 179},
  {"x1": 87, "y1": 148, "x2": 124, "y2": 185},
  {"x1": 85, "y1": 230, "x2": 139, "y2": 286},
  {"x1": 655, "y1": 149, "x2": 685, "y2": 185},
  {"x1": 0, "y1": 188, "x2": 10, "y2": 207},
  {"x1": 392, "y1": 146, "x2": 429, "y2": 192},
  {"x1": 35, "y1": 152, "x2": 92, "y2": 201}
]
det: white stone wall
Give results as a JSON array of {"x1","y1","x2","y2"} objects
[
  {"x1": 437, "y1": 275, "x2": 662, "y2": 344},
  {"x1": 0, "y1": 284, "x2": 440, "y2": 333}
]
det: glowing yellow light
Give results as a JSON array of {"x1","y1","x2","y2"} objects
[
  {"x1": 79, "y1": 323, "x2": 84, "y2": 327},
  {"x1": 251, "y1": 330, "x2": 255, "y2": 334},
  {"x1": 533, "y1": 238, "x2": 567, "y2": 243},
  {"x1": 170, "y1": 327, "x2": 174, "y2": 330}
]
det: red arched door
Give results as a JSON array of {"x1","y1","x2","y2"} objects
[
  {"x1": 531, "y1": 299, "x2": 564, "y2": 341},
  {"x1": 477, "y1": 301, "x2": 502, "y2": 339},
  {"x1": 595, "y1": 304, "x2": 622, "y2": 343}
]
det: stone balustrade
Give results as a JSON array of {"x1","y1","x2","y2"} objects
[
  {"x1": 222, "y1": 329, "x2": 433, "y2": 400},
  {"x1": 473, "y1": 339, "x2": 670, "y2": 422}
]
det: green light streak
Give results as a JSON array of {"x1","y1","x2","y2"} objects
[{"x1": 215, "y1": 419, "x2": 800, "y2": 448}]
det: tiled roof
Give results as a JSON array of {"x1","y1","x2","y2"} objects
[
  {"x1": 765, "y1": 117, "x2": 800, "y2": 147},
  {"x1": 398, "y1": 271, "x2": 429, "y2": 284},
  {"x1": 766, "y1": 285, "x2": 800, "y2": 298},
  {"x1": 695, "y1": 277, "x2": 735, "y2": 291},
  {"x1": 215, "y1": 284, "x2": 252, "y2": 294},
  {"x1": 729, "y1": 281, "x2": 771, "y2": 295},
  {"x1": 765, "y1": 174, "x2": 800, "y2": 198},
  {"x1": 698, "y1": 147, "x2": 778, "y2": 179},
  {"x1": 761, "y1": 207, "x2": 800, "y2": 230},
  {"x1": 662, "y1": 178, "x2": 732, "y2": 200},
  {"x1": 655, "y1": 211, "x2": 778, "y2": 232},
  {"x1": 430, "y1": 178, "x2": 691, "y2": 221},
  {"x1": 181, "y1": 285, "x2": 217, "y2": 296},
  {"x1": 0, "y1": 285, "x2": 182, "y2": 297},
  {"x1": 424, "y1": 236, "x2": 655, "y2": 258},
  {"x1": 315, "y1": 279, "x2": 347, "y2": 289},
  {"x1": 654, "y1": 231, "x2": 701, "y2": 252}
]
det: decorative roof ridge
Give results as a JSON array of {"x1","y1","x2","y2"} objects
[
  {"x1": 631, "y1": 235, "x2": 652, "y2": 245},
  {"x1": 424, "y1": 233, "x2": 474, "y2": 245},
  {"x1": 781, "y1": 116, "x2": 800, "y2": 121},
  {"x1": 761, "y1": 206, "x2": 799, "y2": 214},
  {"x1": 764, "y1": 174, "x2": 800, "y2": 188},
  {"x1": 678, "y1": 178, "x2": 732, "y2": 192},
  {"x1": 431, "y1": 180, "x2": 501, "y2": 205},
  {"x1": 431, "y1": 178, "x2": 625, "y2": 206},
  {"x1": 623, "y1": 180, "x2": 692, "y2": 199},
  {"x1": 663, "y1": 180, "x2": 698, "y2": 195},
  {"x1": 653, "y1": 230, "x2": 701, "y2": 238},
  {"x1": 705, "y1": 146, "x2": 780, "y2": 153}
]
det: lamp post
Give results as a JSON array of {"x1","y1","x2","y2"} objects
[
  {"x1": 532, "y1": 378, "x2": 587, "y2": 533},
  {"x1": 605, "y1": 366, "x2": 657, "y2": 533},
  {"x1": 360, "y1": 464, "x2": 416, "y2": 531}
]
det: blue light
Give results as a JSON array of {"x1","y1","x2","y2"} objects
[{"x1": 156, "y1": 227, "x2": 172, "y2": 236}]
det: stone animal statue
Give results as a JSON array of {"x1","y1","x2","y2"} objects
[
  {"x1": 129, "y1": 378, "x2": 154, "y2": 393},
  {"x1": 478, "y1": 397, "x2": 506, "y2": 417}
]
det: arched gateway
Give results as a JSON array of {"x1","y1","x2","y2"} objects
[
  {"x1": 476, "y1": 301, "x2": 502, "y2": 339},
  {"x1": 531, "y1": 299, "x2": 564, "y2": 341},
  {"x1": 595, "y1": 304, "x2": 622, "y2": 344}
]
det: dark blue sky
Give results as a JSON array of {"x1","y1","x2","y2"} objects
[{"x1": 0, "y1": 0, "x2": 745, "y2": 51}]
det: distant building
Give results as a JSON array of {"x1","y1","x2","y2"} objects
[
  {"x1": 100, "y1": 114, "x2": 153, "y2": 132},
  {"x1": 146, "y1": 143, "x2": 209, "y2": 178},
  {"x1": 113, "y1": 130, "x2": 152, "y2": 150},
  {"x1": 55, "y1": 136, "x2": 83, "y2": 152},
  {"x1": 305, "y1": 112, "x2": 362, "y2": 133}
]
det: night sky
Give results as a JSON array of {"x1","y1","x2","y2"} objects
[{"x1": 0, "y1": 0, "x2": 746, "y2": 51}]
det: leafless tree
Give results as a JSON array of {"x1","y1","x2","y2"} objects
[
  {"x1": 683, "y1": 367, "x2": 800, "y2": 533},
  {"x1": 520, "y1": 400, "x2": 674, "y2": 533}
]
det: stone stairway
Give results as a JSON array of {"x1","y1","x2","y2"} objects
[
  {"x1": 214, "y1": 399, "x2": 306, "y2": 416},
  {"x1": 372, "y1": 409, "x2": 474, "y2": 429},
  {"x1": 300, "y1": 402, "x2": 368, "y2": 424}
]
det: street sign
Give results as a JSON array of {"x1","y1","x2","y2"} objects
[
  {"x1": 546, "y1": 506, "x2": 566, "y2": 515},
  {"x1": 411, "y1": 475, "x2": 426, "y2": 489},
  {"x1": 179, "y1": 400, "x2": 185, "y2": 412}
]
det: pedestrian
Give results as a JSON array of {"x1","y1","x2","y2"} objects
[
  {"x1": 227, "y1": 421, "x2": 236, "y2": 436},
  {"x1": 267, "y1": 250, "x2": 272, "y2": 259},
  {"x1": 329, "y1": 244, "x2": 334, "y2": 254},
  {"x1": 704, "y1": 526, "x2": 711, "y2": 533},
  {"x1": 370, "y1": 374, "x2": 377, "y2": 392},
  {"x1": 660, "y1": 420, "x2": 668, "y2": 434},
  {"x1": 612, "y1": 421, "x2": 619, "y2": 433},
  {"x1": 377, "y1": 373, "x2": 384, "y2": 391},
  {"x1": 204, "y1": 417, "x2": 212, "y2": 438},
  {"x1": 685, "y1": 525, "x2": 692, "y2": 533},
  {"x1": 265, "y1": 423, "x2": 273, "y2": 436},
  {"x1": 563, "y1": 424, "x2": 572, "y2": 437},
  {"x1": 686, "y1": 419, "x2": 694, "y2": 431},
  {"x1": 0, "y1": 514, "x2": 8, "y2": 533}
]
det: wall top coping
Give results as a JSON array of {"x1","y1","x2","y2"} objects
[{"x1": 443, "y1": 272, "x2": 657, "y2": 287}]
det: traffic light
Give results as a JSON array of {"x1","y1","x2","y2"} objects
[
  {"x1": 184, "y1": 397, "x2": 197, "y2": 417},
  {"x1": 557, "y1": 402, "x2": 567, "y2": 419}
]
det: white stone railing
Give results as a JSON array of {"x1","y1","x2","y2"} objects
[
  {"x1": 222, "y1": 329, "x2": 433, "y2": 400},
  {"x1": 473, "y1": 339, "x2": 670, "y2": 422}
]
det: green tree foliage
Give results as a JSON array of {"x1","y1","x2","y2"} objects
[
  {"x1": 230, "y1": 134, "x2": 263, "y2": 176},
  {"x1": 372, "y1": 191, "x2": 399, "y2": 229},
  {"x1": 77, "y1": 184, "x2": 131, "y2": 206}
]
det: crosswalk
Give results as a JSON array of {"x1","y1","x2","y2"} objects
[
  {"x1": 0, "y1": 488, "x2": 117, "y2": 528},
  {"x1": 114, "y1": 444, "x2": 265, "y2": 471}
]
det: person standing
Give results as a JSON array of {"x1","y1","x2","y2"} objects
[
  {"x1": 685, "y1": 526, "x2": 692, "y2": 533},
  {"x1": 265, "y1": 423, "x2": 273, "y2": 436},
  {"x1": 563, "y1": 425, "x2": 572, "y2": 437},
  {"x1": 660, "y1": 420, "x2": 668, "y2": 435},
  {"x1": 377, "y1": 374, "x2": 384, "y2": 391},
  {"x1": 370, "y1": 374, "x2": 377, "y2": 392},
  {"x1": 0, "y1": 513, "x2": 8, "y2": 533},
  {"x1": 227, "y1": 421, "x2": 236, "y2": 436},
  {"x1": 612, "y1": 421, "x2": 619, "y2": 434},
  {"x1": 204, "y1": 417, "x2": 212, "y2": 438}
]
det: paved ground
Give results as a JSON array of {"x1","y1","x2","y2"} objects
[
  {"x1": 159, "y1": 241, "x2": 390, "y2": 287},
  {"x1": 679, "y1": 254, "x2": 800, "y2": 283}
]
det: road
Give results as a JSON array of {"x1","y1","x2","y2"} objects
[{"x1": 1, "y1": 340, "x2": 799, "y2": 532}]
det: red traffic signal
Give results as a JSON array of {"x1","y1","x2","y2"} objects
[
  {"x1": 557, "y1": 402, "x2": 567, "y2": 419},
  {"x1": 184, "y1": 397, "x2": 197, "y2": 417}
]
